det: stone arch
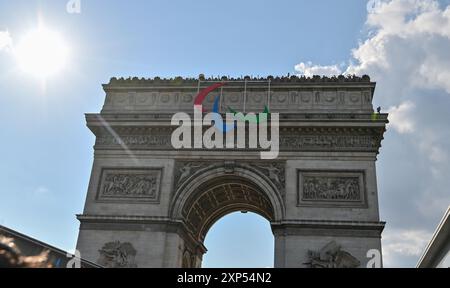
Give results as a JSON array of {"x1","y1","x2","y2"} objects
[{"x1": 170, "y1": 164, "x2": 285, "y2": 243}]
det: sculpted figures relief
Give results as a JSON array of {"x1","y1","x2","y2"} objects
[
  {"x1": 279, "y1": 134, "x2": 379, "y2": 151},
  {"x1": 174, "y1": 162, "x2": 214, "y2": 189},
  {"x1": 182, "y1": 249, "x2": 198, "y2": 268},
  {"x1": 97, "y1": 134, "x2": 171, "y2": 147},
  {"x1": 305, "y1": 241, "x2": 361, "y2": 268},
  {"x1": 94, "y1": 126, "x2": 384, "y2": 153},
  {"x1": 303, "y1": 176, "x2": 360, "y2": 201},
  {"x1": 97, "y1": 168, "x2": 162, "y2": 202},
  {"x1": 98, "y1": 241, "x2": 138, "y2": 268},
  {"x1": 243, "y1": 162, "x2": 286, "y2": 195},
  {"x1": 174, "y1": 161, "x2": 286, "y2": 197},
  {"x1": 298, "y1": 171, "x2": 365, "y2": 206}
]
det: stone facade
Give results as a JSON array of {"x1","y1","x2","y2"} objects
[{"x1": 76, "y1": 75, "x2": 387, "y2": 268}]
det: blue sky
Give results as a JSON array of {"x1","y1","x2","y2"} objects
[{"x1": 1, "y1": 0, "x2": 450, "y2": 268}]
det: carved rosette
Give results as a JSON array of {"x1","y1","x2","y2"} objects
[{"x1": 98, "y1": 241, "x2": 138, "y2": 268}]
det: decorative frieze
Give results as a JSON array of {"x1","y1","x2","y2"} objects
[
  {"x1": 97, "y1": 168, "x2": 162, "y2": 203},
  {"x1": 298, "y1": 170, "x2": 366, "y2": 207},
  {"x1": 102, "y1": 90, "x2": 373, "y2": 112},
  {"x1": 101, "y1": 76, "x2": 375, "y2": 113},
  {"x1": 94, "y1": 127, "x2": 383, "y2": 153},
  {"x1": 280, "y1": 134, "x2": 379, "y2": 151},
  {"x1": 96, "y1": 134, "x2": 171, "y2": 147}
]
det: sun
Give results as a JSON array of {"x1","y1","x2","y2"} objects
[{"x1": 15, "y1": 27, "x2": 69, "y2": 79}]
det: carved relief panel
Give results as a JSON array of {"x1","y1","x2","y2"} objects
[
  {"x1": 98, "y1": 241, "x2": 138, "y2": 268},
  {"x1": 297, "y1": 170, "x2": 367, "y2": 207},
  {"x1": 96, "y1": 168, "x2": 163, "y2": 203},
  {"x1": 304, "y1": 241, "x2": 361, "y2": 268}
]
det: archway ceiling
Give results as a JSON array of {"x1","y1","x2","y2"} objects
[{"x1": 181, "y1": 177, "x2": 275, "y2": 241}]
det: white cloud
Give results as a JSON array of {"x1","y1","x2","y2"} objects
[
  {"x1": 346, "y1": 0, "x2": 450, "y2": 95},
  {"x1": 386, "y1": 101, "x2": 416, "y2": 134},
  {"x1": 382, "y1": 228, "x2": 431, "y2": 267},
  {"x1": 0, "y1": 30, "x2": 12, "y2": 51},
  {"x1": 294, "y1": 61, "x2": 342, "y2": 77},
  {"x1": 417, "y1": 130, "x2": 449, "y2": 164},
  {"x1": 296, "y1": 1, "x2": 450, "y2": 94},
  {"x1": 294, "y1": 0, "x2": 450, "y2": 267},
  {"x1": 417, "y1": 189, "x2": 450, "y2": 219}
]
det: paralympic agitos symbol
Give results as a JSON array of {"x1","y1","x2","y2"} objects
[
  {"x1": 194, "y1": 82, "x2": 270, "y2": 133},
  {"x1": 170, "y1": 82, "x2": 280, "y2": 159}
]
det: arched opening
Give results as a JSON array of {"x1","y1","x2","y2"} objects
[
  {"x1": 202, "y1": 211, "x2": 274, "y2": 268},
  {"x1": 182, "y1": 176, "x2": 275, "y2": 243},
  {"x1": 172, "y1": 169, "x2": 283, "y2": 268}
]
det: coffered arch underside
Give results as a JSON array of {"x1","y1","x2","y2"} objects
[{"x1": 170, "y1": 164, "x2": 285, "y2": 242}]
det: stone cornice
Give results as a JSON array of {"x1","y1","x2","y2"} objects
[
  {"x1": 76, "y1": 214, "x2": 207, "y2": 253},
  {"x1": 84, "y1": 122, "x2": 386, "y2": 155},
  {"x1": 273, "y1": 219, "x2": 386, "y2": 228},
  {"x1": 76, "y1": 214, "x2": 172, "y2": 223},
  {"x1": 87, "y1": 113, "x2": 389, "y2": 123},
  {"x1": 104, "y1": 75, "x2": 374, "y2": 89},
  {"x1": 271, "y1": 220, "x2": 386, "y2": 237},
  {"x1": 76, "y1": 215, "x2": 385, "y2": 232}
]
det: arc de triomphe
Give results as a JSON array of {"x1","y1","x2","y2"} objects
[{"x1": 76, "y1": 75, "x2": 387, "y2": 268}]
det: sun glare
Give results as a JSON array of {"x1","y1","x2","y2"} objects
[{"x1": 15, "y1": 27, "x2": 69, "y2": 79}]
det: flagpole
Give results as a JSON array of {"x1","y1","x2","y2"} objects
[{"x1": 244, "y1": 79, "x2": 247, "y2": 113}]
